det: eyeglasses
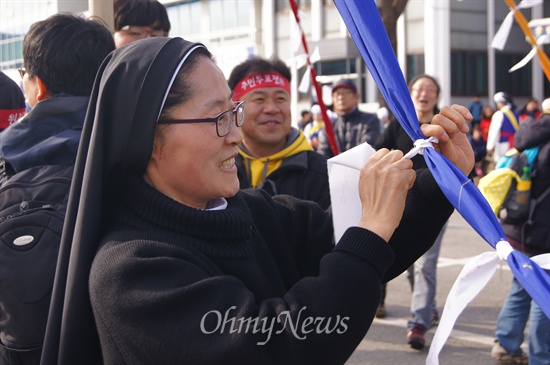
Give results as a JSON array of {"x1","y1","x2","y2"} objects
[
  {"x1": 158, "y1": 101, "x2": 245, "y2": 137},
  {"x1": 333, "y1": 89, "x2": 355, "y2": 97},
  {"x1": 17, "y1": 67, "x2": 26, "y2": 79},
  {"x1": 120, "y1": 25, "x2": 168, "y2": 39},
  {"x1": 411, "y1": 87, "x2": 438, "y2": 95}
]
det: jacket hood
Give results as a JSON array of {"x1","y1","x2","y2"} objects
[
  {"x1": 0, "y1": 96, "x2": 88, "y2": 172},
  {"x1": 238, "y1": 128, "x2": 313, "y2": 187},
  {"x1": 42, "y1": 37, "x2": 206, "y2": 365}
]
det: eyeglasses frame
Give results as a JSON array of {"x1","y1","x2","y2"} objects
[
  {"x1": 17, "y1": 67, "x2": 26, "y2": 79},
  {"x1": 158, "y1": 101, "x2": 245, "y2": 137}
]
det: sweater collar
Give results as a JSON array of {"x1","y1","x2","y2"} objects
[{"x1": 121, "y1": 174, "x2": 254, "y2": 240}]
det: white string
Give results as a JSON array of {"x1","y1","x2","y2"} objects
[
  {"x1": 402, "y1": 136, "x2": 439, "y2": 160},
  {"x1": 456, "y1": 179, "x2": 473, "y2": 212}
]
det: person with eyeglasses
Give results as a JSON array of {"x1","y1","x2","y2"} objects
[
  {"x1": 227, "y1": 57, "x2": 331, "y2": 209},
  {"x1": 374, "y1": 74, "x2": 448, "y2": 350},
  {"x1": 113, "y1": 0, "x2": 170, "y2": 48},
  {"x1": 0, "y1": 13, "x2": 114, "y2": 365},
  {"x1": 317, "y1": 78, "x2": 381, "y2": 158},
  {"x1": 40, "y1": 37, "x2": 475, "y2": 364}
]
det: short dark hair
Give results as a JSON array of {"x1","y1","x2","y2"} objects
[
  {"x1": 114, "y1": 0, "x2": 171, "y2": 33},
  {"x1": 23, "y1": 13, "x2": 115, "y2": 96},
  {"x1": 227, "y1": 57, "x2": 291, "y2": 90}
]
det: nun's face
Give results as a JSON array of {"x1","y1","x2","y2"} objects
[{"x1": 144, "y1": 57, "x2": 242, "y2": 209}]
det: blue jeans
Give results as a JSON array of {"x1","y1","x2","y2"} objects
[
  {"x1": 495, "y1": 270, "x2": 550, "y2": 365},
  {"x1": 406, "y1": 223, "x2": 446, "y2": 330}
]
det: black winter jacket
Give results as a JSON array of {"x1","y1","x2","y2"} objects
[
  {"x1": 318, "y1": 107, "x2": 380, "y2": 158},
  {"x1": 0, "y1": 95, "x2": 86, "y2": 361},
  {"x1": 0, "y1": 95, "x2": 87, "y2": 172},
  {"x1": 236, "y1": 149, "x2": 330, "y2": 210}
]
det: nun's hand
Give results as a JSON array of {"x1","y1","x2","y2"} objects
[
  {"x1": 420, "y1": 104, "x2": 475, "y2": 176},
  {"x1": 357, "y1": 149, "x2": 415, "y2": 242}
]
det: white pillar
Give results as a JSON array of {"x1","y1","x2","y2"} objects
[
  {"x1": 488, "y1": 0, "x2": 496, "y2": 101},
  {"x1": 311, "y1": 0, "x2": 323, "y2": 41},
  {"x1": 262, "y1": 1, "x2": 275, "y2": 57},
  {"x1": 424, "y1": 0, "x2": 450, "y2": 106},
  {"x1": 531, "y1": 3, "x2": 543, "y2": 102},
  {"x1": 397, "y1": 11, "x2": 407, "y2": 81},
  {"x1": 290, "y1": 10, "x2": 299, "y2": 127},
  {"x1": 88, "y1": 0, "x2": 114, "y2": 32}
]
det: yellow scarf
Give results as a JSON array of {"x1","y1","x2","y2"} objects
[{"x1": 238, "y1": 131, "x2": 313, "y2": 187}]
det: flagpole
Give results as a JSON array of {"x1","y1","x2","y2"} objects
[
  {"x1": 504, "y1": 0, "x2": 550, "y2": 81},
  {"x1": 288, "y1": 0, "x2": 340, "y2": 156}
]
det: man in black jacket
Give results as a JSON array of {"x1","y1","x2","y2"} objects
[
  {"x1": 228, "y1": 57, "x2": 331, "y2": 209},
  {"x1": 0, "y1": 13, "x2": 114, "y2": 365},
  {"x1": 318, "y1": 79, "x2": 380, "y2": 158}
]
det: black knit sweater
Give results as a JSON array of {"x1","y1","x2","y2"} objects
[{"x1": 90, "y1": 171, "x2": 452, "y2": 365}]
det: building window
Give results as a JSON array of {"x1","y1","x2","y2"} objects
[
  {"x1": 494, "y1": 53, "x2": 531, "y2": 97},
  {"x1": 166, "y1": 0, "x2": 202, "y2": 37},
  {"x1": 209, "y1": 0, "x2": 251, "y2": 31},
  {"x1": 314, "y1": 58, "x2": 356, "y2": 75},
  {"x1": 0, "y1": 37, "x2": 23, "y2": 68},
  {"x1": 406, "y1": 54, "x2": 425, "y2": 82},
  {"x1": 450, "y1": 51, "x2": 488, "y2": 96}
]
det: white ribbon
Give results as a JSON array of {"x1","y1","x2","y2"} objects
[
  {"x1": 297, "y1": 47, "x2": 321, "y2": 93},
  {"x1": 402, "y1": 136, "x2": 439, "y2": 160},
  {"x1": 532, "y1": 253, "x2": 550, "y2": 270},
  {"x1": 427, "y1": 250, "x2": 500, "y2": 365},
  {"x1": 491, "y1": 0, "x2": 543, "y2": 51},
  {"x1": 298, "y1": 66, "x2": 312, "y2": 93},
  {"x1": 427, "y1": 240, "x2": 549, "y2": 364},
  {"x1": 508, "y1": 34, "x2": 550, "y2": 73}
]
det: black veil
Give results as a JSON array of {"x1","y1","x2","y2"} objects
[{"x1": 41, "y1": 37, "x2": 205, "y2": 364}]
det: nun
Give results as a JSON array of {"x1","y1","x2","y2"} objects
[{"x1": 42, "y1": 37, "x2": 474, "y2": 365}]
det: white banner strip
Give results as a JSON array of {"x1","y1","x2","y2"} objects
[{"x1": 426, "y1": 251, "x2": 500, "y2": 365}]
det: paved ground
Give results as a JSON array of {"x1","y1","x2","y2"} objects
[{"x1": 346, "y1": 210, "x2": 520, "y2": 365}]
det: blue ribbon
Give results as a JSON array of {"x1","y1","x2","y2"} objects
[{"x1": 332, "y1": 0, "x2": 550, "y2": 317}]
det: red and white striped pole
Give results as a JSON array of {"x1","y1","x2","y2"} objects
[{"x1": 289, "y1": 0, "x2": 340, "y2": 155}]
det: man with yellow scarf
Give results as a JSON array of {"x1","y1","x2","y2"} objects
[{"x1": 228, "y1": 57, "x2": 330, "y2": 209}]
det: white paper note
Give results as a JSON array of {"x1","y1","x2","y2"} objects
[{"x1": 327, "y1": 142, "x2": 376, "y2": 243}]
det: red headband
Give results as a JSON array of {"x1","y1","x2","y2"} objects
[
  {"x1": 232, "y1": 72, "x2": 290, "y2": 101},
  {"x1": 0, "y1": 108, "x2": 25, "y2": 129}
]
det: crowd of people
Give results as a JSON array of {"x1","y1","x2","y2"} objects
[{"x1": 0, "y1": 0, "x2": 548, "y2": 364}]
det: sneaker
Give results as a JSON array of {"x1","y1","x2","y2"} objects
[
  {"x1": 375, "y1": 305, "x2": 387, "y2": 318},
  {"x1": 490, "y1": 340, "x2": 528, "y2": 365},
  {"x1": 407, "y1": 324, "x2": 426, "y2": 350},
  {"x1": 430, "y1": 310, "x2": 440, "y2": 327}
]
